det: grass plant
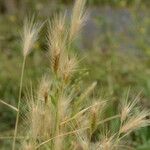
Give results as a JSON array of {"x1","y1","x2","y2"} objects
[{"x1": 0, "y1": 0, "x2": 149, "y2": 149}]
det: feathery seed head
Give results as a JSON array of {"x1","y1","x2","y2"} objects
[
  {"x1": 48, "y1": 13, "x2": 67, "y2": 74},
  {"x1": 120, "y1": 99, "x2": 138, "y2": 123},
  {"x1": 70, "y1": 0, "x2": 88, "y2": 42},
  {"x1": 90, "y1": 101, "x2": 106, "y2": 135},
  {"x1": 79, "y1": 81, "x2": 97, "y2": 102},
  {"x1": 120, "y1": 93, "x2": 141, "y2": 122},
  {"x1": 99, "y1": 134, "x2": 116, "y2": 150},
  {"x1": 30, "y1": 105, "x2": 42, "y2": 139},
  {"x1": 37, "y1": 76, "x2": 51, "y2": 104},
  {"x1": 22, "y1": 17, "x2": 42, "y2": 57},
  {"x1": 25, "y1": 92, "x2": 44, "y2": 140},
  {"x1": 58, "y1": 94, "x2": 72, "y2": 121},
  {"x1": 59, "y1": 54, "x2": 78, "y2": 82},
  {"x1": 120, "y1": 110, "x2": 150, "y2": 134}
]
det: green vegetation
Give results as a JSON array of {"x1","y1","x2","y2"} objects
[
  {"x1": 87, "y1": 0, "x2": 150, "y2": 6},
  {"x1": 59, "y1": 0, "x2": 150, "y2": 6},
  {"x1": 0, "y1": 0, "x2": 150, "y2": 149}
]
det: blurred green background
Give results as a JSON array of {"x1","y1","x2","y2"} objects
[{"x1": 0, "y1": 0, "x2": 150, "y2": 149}]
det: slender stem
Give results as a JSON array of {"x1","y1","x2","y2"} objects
[
  {"x1": 12, "y1": 56, "x2": 26, "y2": 150},
  {"x1": 97, "y1": 115, "x2": 120, "y2": 126},
  {"x1": 60, "y1": 103, "x2": 102, "y2": 126},
  {"x1": 0, "y1": 99, "x2": 18, "y2": 112},
  {"x1": 36, "y1": 127, "x2": 88, "y2": 149}
]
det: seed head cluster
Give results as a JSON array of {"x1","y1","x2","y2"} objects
[{"x1": 0, "y1": 0, "x2": 149, "y2": 150}]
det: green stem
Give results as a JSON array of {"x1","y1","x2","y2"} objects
[{"x1": 12, "y1": 56, "x2": 26, "y2": 150}]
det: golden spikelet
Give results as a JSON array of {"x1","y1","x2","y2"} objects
[
  {"x1": 120, "y1": 110, "x2": 150, "y2": 134},
  {"x1": 69, "y1": 0, "x2": 88, "y2": 42},
  {"x1": 59, "y1": 54, "x2": 78, "y2": 82},
  {"x1": 99, "y1": 135, "x2": 115, "y2": 150},
  {"x1": 90, "y1": 107, "x2": 98, "y2": 134},
  {"x1": 78, "y1": 81, "x2": 97, "y2": 103},
  {"x1": 22, "y1": 17, "x2": 42, "y2": 57},
  {"x1": 120, "y1": 92, "x2": 140, "y2": 122},
  {"x1": 48, "y1": 13, "x2": 67, "y2": 74},
  {"x1": 89, "y1": 101, "x2": 105, "y2": 136},
  {"x1": 59, "y1": 94, "x2": 72, "y2": 121},
  {"x1": 37, "y1": 76, "x2": 51, "y2": 104}
]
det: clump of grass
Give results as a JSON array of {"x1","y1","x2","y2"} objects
[
  {"x1": 0, "y1": 0, "x2": 149, "y2": 149},
  {"x1": 12, "y1": 17, "x2": 43, "y2": 150}
]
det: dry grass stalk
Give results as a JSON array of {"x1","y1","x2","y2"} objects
[
  {"x1": 12, "y1": 17, "x2": 42, "y2": 150},
  {"x1": 0, "y1": 99, "x2": 18, "y2": 112}
]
